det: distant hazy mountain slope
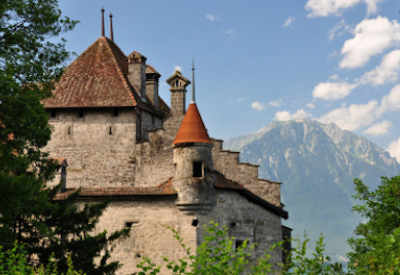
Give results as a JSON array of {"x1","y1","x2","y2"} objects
[{"x1": 225, "y1": 120, "x2": 400, "y2": 260}]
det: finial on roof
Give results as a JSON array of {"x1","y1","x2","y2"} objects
[
  {"x1": 191, "y1": 59, "x2": 196, "y2": 103},
  {"x1": 101, "y1": 8, "x2": 105, "y2": 37},
  {"x1": 109, "y1": 13, "x2": 114, "y2": 41}
]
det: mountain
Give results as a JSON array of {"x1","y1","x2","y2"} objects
[{"x1": 225, "y1": 119, "x2": 400, "y2": 260}]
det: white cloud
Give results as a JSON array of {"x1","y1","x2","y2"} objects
[
  {"x1": 251, "y1": 101, "x2": 265, "y2": 111},
  {"x1": 205, "y1": 13, "x2": 217, "y2": 22},
  {"x1": 305, "y1": 0, "x2": 361, "y2": 17},
  {"x1": 340, "y1": 17, "x2": 400, "y2": 69},
  {"x1": 312, "y1": 81, "x2": 357, "y2": 100},
  {"x1": 319, "y1": 84, "x2": 400, "y2": 132},
  {"x1": 379, "y1": 84, "x2": 400, "y2": 114},
  {"x1": 329, "y1": 19, "x2": 352, "y2": 40},
  {"x1": 387, "y1": 138, "x2": 400, "y2": 162},
  {"x1": 319, "y1": 100, "x2": 378, "y2": 131},
  {"x1": 268, "y1": 99, "x2": 282, "y2": 107},
  {"x1": 282, "y1": 16, "x2": 295, "y2": 28},
  {"x1": 305, "y1": 0, "x2": 383, "y2": 17},
  {"x1": 363, "y1": 120, "x2": 392, "y2": 136},
  {"x1": 306, "y1": 102, "x2": 316, "y2": 109},
  {"x1": 360, "y1": 50, "x2": 400, "y2": 86},
  {"x1": 225, "y1": 29, "x2": 235, "y2": 36},
  {"x1": 365, "y1": 0, "x2": 384, "y2": 15},
  {"x1": 274, "y1": 109, "x2": 311, "y2": 121},
  {"x1": 329, "y1": 74, "x2": 340, "y2": 80}
]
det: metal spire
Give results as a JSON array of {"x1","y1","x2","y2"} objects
[
  {"x1": 191, "y1": 59, "x2": 196, "y2": 103},
  {"x1": 109, "y1": 13, "x2": 114, "y2": 41},
  {"x1": 101, "y1": 8, "x2": 105, "y2": 37}
]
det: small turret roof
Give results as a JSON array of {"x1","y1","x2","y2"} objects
[{"x1": 173, "y1": 103, "x2": 211, "y2": 145}]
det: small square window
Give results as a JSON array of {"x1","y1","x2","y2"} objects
[
  {"x1": 78, "y1": 110, "x2": 84, "y2": 118},
  {"x1": 193, "y1": 161, "x2": 203, "y2": 178}
]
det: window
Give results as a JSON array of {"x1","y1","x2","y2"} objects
[
  {"x1": 67, "y1": 126, "x2": 72, "y2": 136},
  {"x1": 191, "y1": 218, "x2": 199, "y2": 227},
  {"x1": 78, "y1": 109, "x2": 84, "y2": 118},
  {"x1": 108, "y1": 126, "x2": 113, "y2": 135},
  {"x1": 193, "y1": 161, "x2": 203, "y2": 178},
  {"x1": 113, "y1": 108, "x2": 119, "y2": 117},
  {"x1": 50, "y1": 110, "x2": 56, "y2": 118},
  {"x1": 235, "y1": 239, "x2": 245, "y2": 251}
]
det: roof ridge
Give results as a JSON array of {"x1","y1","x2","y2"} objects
[{"x1": 101, "y1": 37, "x2": 139, "y2": 106}]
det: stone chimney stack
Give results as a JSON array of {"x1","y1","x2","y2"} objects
[
  {"x1": 166, "y1": 69, "x2": 190, "y2": 116},
  {"x1": 145, "y1": 66, "x2": 161, "y2": 109},
  {"x1": 128, "y1": 51, "x2": 147, "y2": 100}
]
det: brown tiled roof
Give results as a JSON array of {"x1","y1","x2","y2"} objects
[
  {"x1": 43, "y1": 37, "x2": 138, "y2": 108},
  {"x1": 173, "y1": 103, "x2": 211, "y2": 145},
  {"x1": 54, "y1": 179, "x2": 177, "y2": 200}
]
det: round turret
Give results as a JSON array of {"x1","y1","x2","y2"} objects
[{"x1": 172, "y1": 103, "x2": 215, "y2": 213}]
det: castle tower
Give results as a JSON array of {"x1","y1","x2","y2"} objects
[{"x1": 172, "y1": 67, "x2": 214, "y2": 213}]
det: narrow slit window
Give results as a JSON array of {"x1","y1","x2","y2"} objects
[
  {"x1": 108, "y1": 126, "x2": 113, "y2": 136},
  {"x1": 67, "y1": 126, "x2": 72, "y2": 136},
  {"x1": 193, "y1": 161, "x2": 203, "y2": 178}
]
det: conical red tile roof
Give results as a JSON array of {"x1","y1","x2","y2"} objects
[
  {"x1": 43, "y1": 37, "x2": 138, "y2": 108},
  {"x1": 173, "y1": 103, "x2": 211, "y2": 145}
]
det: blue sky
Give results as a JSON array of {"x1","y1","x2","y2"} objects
[{"x1": 59, "y1": 0, "x2": 400, "y2": 160}]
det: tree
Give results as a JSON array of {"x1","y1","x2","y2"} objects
[
  {"x1": 0, "y1": 1, "x2": 128, "y2": 274},
  {"x1": 347, "y1": 176, "x2": 400, "y2": 274}
]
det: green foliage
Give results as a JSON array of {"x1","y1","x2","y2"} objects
[
  {"x1": 347, "y1": 176, "x2": 400, "y2": 274},
  {"x1": 0, "y1": 1, "x2": 129, "y2": 274},
  {"x1": 134, "y1": 222, "x2": 345, "y2": 275},
  {"x1": 284, "y1": 234, "x2": 345, "y2": 275},
  {"x1": 0, "y1": 243, "x2": 84, "y2": 274}
]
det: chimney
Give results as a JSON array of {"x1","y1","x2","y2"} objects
[
  {"x1": 127, "y1": 51, "x2": 147, "y2": 100},
  {"x1": 166, "y1": 69, "x2": 190, "y2": 116},
  {"x1": 145, "y1": 66, "x2": 161, "y2": 109}
]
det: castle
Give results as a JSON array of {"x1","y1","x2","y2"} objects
[{"x1": 43, "y1": 10, "x2": 290, "y2": 274}]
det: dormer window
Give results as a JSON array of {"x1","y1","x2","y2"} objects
[{"x1": 193, "y1": 161, "x2": 203, "y2": 178}]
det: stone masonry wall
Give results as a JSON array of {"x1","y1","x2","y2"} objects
[
  {"x1": 211, "y1": 139, "x2": 282, "y2": 207},
  {"x1": 134, "y1": 128, "x2": 175, "y2": 187},
  {"x1": 198, "y1": 190, "x2": 283, "y2": 266},
  {"x1": 45, "y1": 109, "x2": 137, "y2": 188},
  {"x1": 94, "y1": 199, "x2": 197, "y2": 275}
]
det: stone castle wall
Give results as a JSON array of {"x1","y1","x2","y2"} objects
[
  {"x1": 93, "y1": 190, "x2": 282, "y2": 275},
  {"x1": 93, "y1": 199, "x2": 197, "y2": 275},
  {"x1": 45, "y1": 109, "x2": 137, "y2": 188},
  {"x1": 211, "y1": 139, "x2": 282, "y2": 207},
  {"x1": 198, "y1": 190, "x2": 283, "y2": 265}
]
